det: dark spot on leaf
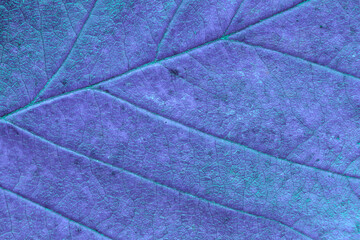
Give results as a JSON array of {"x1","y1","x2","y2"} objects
[
  {"x1": 275, "y1": 113, "x2": 286, "y2": 125},
  {"x1": 316, "y1": 159, "x2": 320, "y2": 162},
  {"x1": 76, "y1": 228, "x2": 82, "y2": 233},
  {"x1": 104, "y1": 89, "x2": 110, "y2": 93},
  {"x1": 169, "y1": 68, "x2": 179, "y2": 76},
  {"x1": 9, "y1": 127, "x2": 19, "y2": 136},
  {"x1": 90, "y1": 149, "x2": 97, "y2": 157},
  {"x1": 319, "y1": 25, "x2": 323, "y2": 28},
  {"x1": 251, "y1": 128, "x2": 260, "y2": 134},
  {"x1": 111, "y1": 171, "x2": 116, "y2": 176},
  {"x1": 34, "y1": 169, "x2": 40, "y2": 176},
  {"x1": 61, "y1": 80, "x2": 67, "y2": 85},
  {"x1": 121, "y1": 105, "x2": 125, "y2": 110},
  {"x1": 74, "y1": 159, "x2": 80, "y2": 165},
  {"x1": 223, "y1": 217, "x2": 230, "y2": 224},
  {"x1": 43, "y1": 203, "x2": 50, "y2": 208}
]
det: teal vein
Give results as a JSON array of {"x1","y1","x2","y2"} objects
[
  {"x1": 0, "y1": 183, "x2": 113, "y2": 240},
  {"x1": 1, "y1": 119, "x2": 314, "y2": 240},
  {"x1": 0, "y1": 0, "x2": 313, "y2": 120}
]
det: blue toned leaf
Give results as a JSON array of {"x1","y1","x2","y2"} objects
[
  {"x1": 0, "y1": 0, "x2": 95, "y2": 116},
  {"x1": 1, "y1": 0, "x2": 360, "y2": 239},
  {"x1": 0, "y1": 187, "x2": 109, "y2": 240},
  {"x1": 224, "y1": 0, "x2": 306, "y2": 34},
  {"x1": 230, "y1": 0, "x2": 360, "y2": 78},
  {"x1": 0, "y1": 120, "x2": 307, "y2": 239}
]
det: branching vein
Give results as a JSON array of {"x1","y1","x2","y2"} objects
[
  {"x1": 1, "y1": 119, "x2": 313, "y2": 240},
  {"x1": 155, "y1": 0, "x2": 184, "y2": 61},
  {"x1": 30, "y1": 0, "x2": 98, "y2": 104},
  {"x1": 0, "y1": 185, "x2": 113, "y2": 240},
  {"x1": 0, "y1": 0, "x2": 313, "y2": 119},
  {"x1": 92, "y1": 89, "x2": 359, "y2": 180}
]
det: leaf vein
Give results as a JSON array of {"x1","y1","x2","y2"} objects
[
  {"x1": 222, "y1": 0, "x2": 244, "y2": 35},
  {"x1": 0, "y1": 0, "x2": 318, "y2": 119},
  {"x1": 155, "y1": 0, "x2": 184, "y2": 61},
  {"x1": 0, "y1": 184, "x2": 113, "y2": 240},
  {"x1": 2, "y1": 119, "x2": 313, "y2": 240},
  {"x1": 93, "y1": 89, "x2": 360, "y2": 180},
  {"x1": 31, "y1": 0, "x2": 98, "y2": 104},
  {"x1": 235, "y1": 0, "x2": 311, "y2": 33},
  {"x1": 226, "y1": 39, "x2": 360, "y2": 80}
]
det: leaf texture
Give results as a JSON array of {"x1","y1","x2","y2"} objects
[{"x1": 1, "y1": 0, "x2": 360, "y2": 239}]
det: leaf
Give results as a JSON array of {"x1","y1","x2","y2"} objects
[
  {"x1": 1, "y1": 0, "x2": 360, "y2": 239},
  {"x1": 0, "y1": 187, "x2": 109, "y2": 240},
  {"x1": 0, "y1": 0, "x2": 96, "y2": 116},
  {"x1": 230, "y1": 0, "x2": 360, "y2": 78}
]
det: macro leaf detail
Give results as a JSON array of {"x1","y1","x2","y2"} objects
[{"x1": 1, "y1": 0, "x2": 360, "y2": 239}]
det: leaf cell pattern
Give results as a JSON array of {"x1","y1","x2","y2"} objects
[{"x1": 1, "y1": 0, "x2": 360, "y2": 239}]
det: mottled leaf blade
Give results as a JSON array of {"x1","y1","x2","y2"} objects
[
  {"x1": 0, "y1": 0, "x2": 95, "y2": 116},
  {"x1": 1, "y1": 0, "x2": 360, "y2": 239},
  {"x1": 5, "y1": 89, "x2": 360, "y2": 239},
  {"x1": 0, "y1": 120, "x2": 311, "y2": 239},
  {"x1": 230, "y1": 0, "x2": 360, "y2": 78}
]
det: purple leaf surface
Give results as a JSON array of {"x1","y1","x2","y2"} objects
[{"x1": 1, "y1": 0, "x2": 360, "y2": 239}]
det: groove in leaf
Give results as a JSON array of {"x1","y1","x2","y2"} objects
[{"x1": 1, "y1": 0, "x2": 360, "y2": 239}]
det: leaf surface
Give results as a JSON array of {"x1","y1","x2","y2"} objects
[{"x1": 1, "y1": 0, "x2": 360, "y2": 239}]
